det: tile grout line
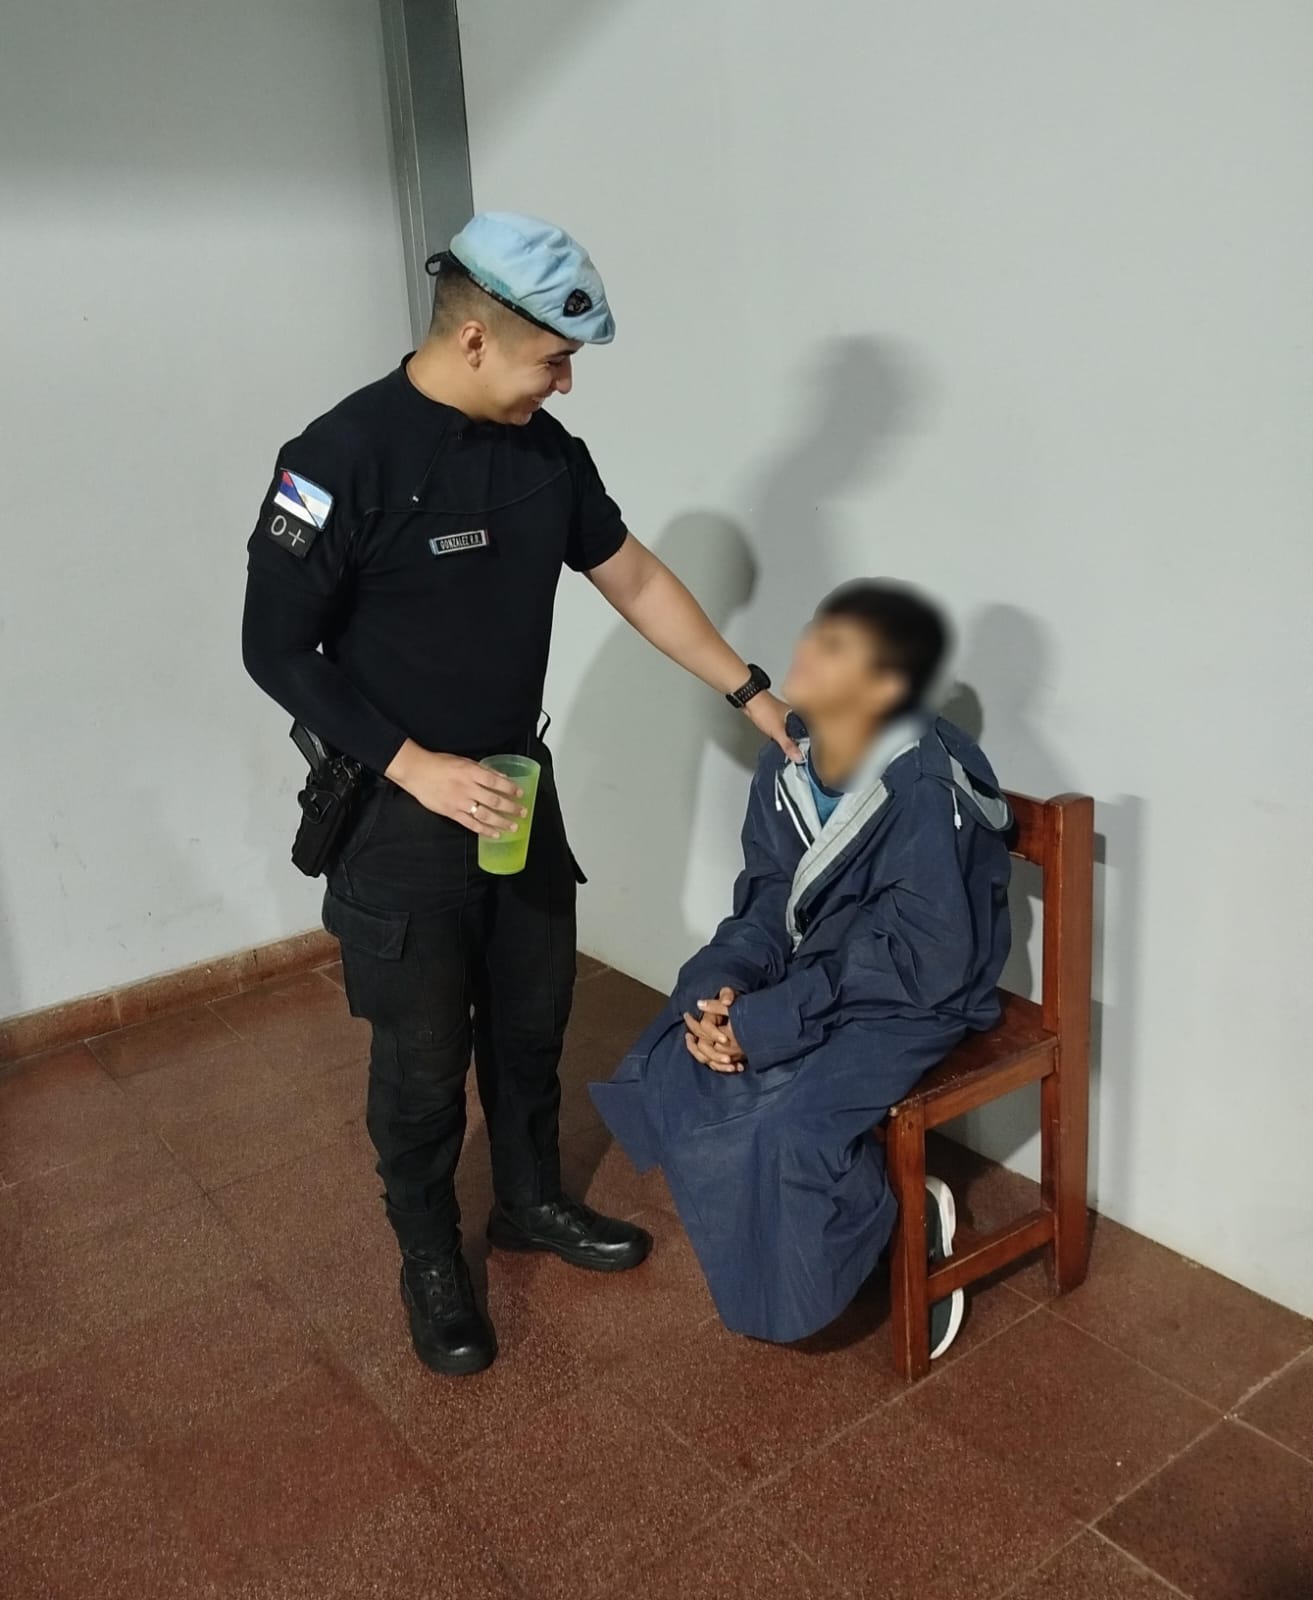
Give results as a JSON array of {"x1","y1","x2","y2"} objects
[
  {"x1": 990, "y1": 1413, "x2": 1232, "y2": 1600},
  {"x1": 780, "y1": 1528, "x2": 863, "y2": 1600},
  {"x1": 200, "y1": 1000, "x2": 245, "y2": 1044},
  {"x1": 663, "y1": 1295, "x2": 1053, "y2": 1522},
  {"x1": 186, "y1": 1109, "x2": 370, "y2": 1202},
  {"x1": 0, "y1": 1323, "x2": 319, "y2": 1538},
  {"x1": 1033, "y1": 1302, "x2": 1229, "y2": 1416},
  {"x1": 985, "y1": 1526, "x2": 1090, "y2": 1600},
  {"x1": 1087, "y1": 1525, "x2": 1198, "y2": 1598},
  {"x1": 1225, "y1": 1341, "x2": 1312, "y2": 1413},
  {"x1": 620, "y1": 1446, "x2": 863, "y2": 1600},
  {"x1": 1227, "y1": 1412, "x2": 1313, "y2": 1471},
  {"x1": 189, "y1": 1214, "x2": 540, "y2": 1600},
  {"x1": 641, "y1": 1297, "x2": 1061, "y2": 1600},
  {"x1": 1089, "y1": 1414, "x2": 1225, "y2": 1534}
]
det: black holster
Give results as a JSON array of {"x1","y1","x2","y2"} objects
[{"x1": 289, "y1": 722, "x2": 365, "y2": 878}]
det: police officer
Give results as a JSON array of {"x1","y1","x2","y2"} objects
[{"x1": 242, "y1": 213, "x2": 798, "y2": 1377}]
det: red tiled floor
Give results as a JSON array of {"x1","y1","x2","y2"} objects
[
  {"x1": 559, "y1": 1119, "x2": 675, "y2": 1216},
  {"x1": 86, "y1": 1004, "x2": 239, "y2": 1079},
  {"x1": 612, "y1": 1275, "x2": 1036, "y2": 1485},
  {"x1": 617, "y1": 1506, "x2": 846, "y2": 1600},
  {"x1": 209, "y1": 1123, "x2": 399, "y2": 1365},
  {"x1": 911, "y1": 1311, "x2": 1217, "y2": 1521},
  {"x1": 1240, "y1": 1351, "x2": 1313, "y2": 1461},
  {"x1": 348, "y1": 1283, "x2": 589, "y2": 1472},
  {"x1": 1045, "y1": 1214, "x2": 1313, "y2": 1409},
  {"x1": 0, "y1": 1043, "x2": 142, "y2": 1183},
  {"x1": 142, "y1": 1360, "x2": 427, "y2": 1586},
  {"x1": 567, "y1": 966, "x2": 666, "y2": 1049},
  {"x1": 1005, "y1": 1531, "x2": 1183, "y2": 1598},
  {"x1": 234, "y1": 1485, "x2": 520, "y2": 1599},
  {"x1": 120, "y1": 1036, "x2": 288, "y2": 1129},
  {"x1": 616, "y1": 1303, "x2": 904, "y2": 1483},
  {"x1": 556, "y1": 1027, "x2": 625, "y2": 1136},
  {"x1": 4, "y1": 959, "x2": 1312, "y2": 1600},
  {"x1": 770, "y1": 1397, "x2": 1079, "y2": 1600},
  {"x1": 0, "y1": 1454, "x2": 214, "y2": 1600},
  {"x1": 1100, "y1": 1420, "x2": 1313, "y2": 1600},
  {"x1": 485, "y1": 1204, "x2": 715, "y2": 1370},
  {"x1": 210, "y1": 971, "x2": 369, "y2": 1079},
  {"x1": 0, "y1": 1195, "x2": 251, "y2": 1384},
  {"x1": 0, "y1": 1275, "x2": 319, "y2": 1519},
  {"x1": 441, "y1": 1384, "x2": 728, "y2": 1600},
  {"x1": 159, "y1": 1058, "x2": 367, "y2": 1191},
  {"x1": 94, "y1": 1274, "x2": 323, "y2": 1440},
  {"x1": 319, "y1": 959, "x2": 346, "y2": 991},
  {"x1": 1, "y1": 1133, "x2": 199, "y2": 1255},
  {"x1": 0, "y1": 1353, "x2": 135, "y2": 1516}
]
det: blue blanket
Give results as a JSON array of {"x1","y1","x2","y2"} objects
[{"x1": 589, "y1": 716, "x2": 1013, "y2": 1342}]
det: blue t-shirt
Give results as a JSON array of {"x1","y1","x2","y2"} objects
[{"x1": 805, "y1": 755, "x2": 844, "y2": 826}]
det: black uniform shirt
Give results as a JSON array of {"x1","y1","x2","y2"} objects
[{"x1": 241, "y1": 357, "x2": 628, "y2": 772}]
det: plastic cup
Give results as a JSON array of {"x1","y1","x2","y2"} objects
[{"x1": 477, "y1": 755, "x2": 540, "y2": 876}]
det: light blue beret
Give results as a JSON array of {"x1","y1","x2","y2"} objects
[{"x1": 444, "y1": 212, "x2": 615, "y2": 345}]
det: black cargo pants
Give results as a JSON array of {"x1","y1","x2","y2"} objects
[{"x1": 323, "y1": 743, "x2": 579, "y2": 1255}]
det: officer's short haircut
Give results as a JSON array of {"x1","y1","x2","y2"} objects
[
  {"x1": 817, "y1": 580, "x2": 949, "y2": 709},
  {"x1": 430, "y1": 262, "x2": 532, "y2": 342}
]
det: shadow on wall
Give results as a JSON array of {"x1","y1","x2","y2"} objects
[
  {"x1": 556, "y1": 335, "x2": 935, "y2": 994},
  {"x1": 941, "y1": 605, "x2": 1147, "y2": 1208},
  {"x1": 740, "y1": 334, "x2": 935, "y2": 658},
  {"x1": 555, "y1": 510, "x2": 759, "y2": 984}
]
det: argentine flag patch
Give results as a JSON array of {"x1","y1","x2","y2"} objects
[{"x1": 273, "y1": 470, "x2": 333, "y2": 528}]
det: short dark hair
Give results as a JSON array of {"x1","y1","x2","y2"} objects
[
  {"x1": 429, "y1": 259, "x2": 530, "y2": 341},
  {"x1": 816, "y1": 580, "x2": 949, "y2": 709}
]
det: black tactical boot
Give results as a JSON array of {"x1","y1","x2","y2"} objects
[
  {"x1": 399, "y1": 1241, "x2": 497, "y2": 1376},
  {"x1": 487, "y1": 1193, "x2": 652, "y2": 1272}
]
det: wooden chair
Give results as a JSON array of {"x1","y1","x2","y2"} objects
[{"x1": 885, "y1": 790, "x2": 1095, "y2": 1380}]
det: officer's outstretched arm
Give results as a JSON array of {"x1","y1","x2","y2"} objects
[{"x1": 589, "y1": 536, "x2": 802, "y2": 762}]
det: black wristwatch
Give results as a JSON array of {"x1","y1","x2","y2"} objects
[{"x1": 726, "y1": 663, "x2": 771, "y2": 710}]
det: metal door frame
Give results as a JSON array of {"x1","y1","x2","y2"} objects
[{"x1": 380, "y1": 0, "x2": 472, "y2": 344}]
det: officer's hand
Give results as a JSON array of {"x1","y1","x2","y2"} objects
[
  {"x1": 744, "y1": 691, "x2": 803, "y2": 763},
  {"x1": 385, "y1": 742, "x2": 528, "y2": 838}
]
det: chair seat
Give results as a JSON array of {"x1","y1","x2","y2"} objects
[{"x1": 895, "y1": 993, "x2": 1056, "y2": 1125}]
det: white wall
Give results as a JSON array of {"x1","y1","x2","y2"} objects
[
  {"x1": 0, "y1": 0, "x2": 411, "y2": 1016},
  {"x1": 459, "y1": 1, "x2": 1313, "y2": 1313}
]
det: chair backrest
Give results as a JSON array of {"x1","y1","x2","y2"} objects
[{"x1": 1002, "y1": 790, "x2": 1095, "y2": 1048}]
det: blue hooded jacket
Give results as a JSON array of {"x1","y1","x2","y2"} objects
[{"x1": 589, "y1": 715, "x2": 1012, "y2": 1343}]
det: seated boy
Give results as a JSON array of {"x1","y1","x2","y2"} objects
[{"x1": 589, "y1": 581, "x2": 1012, "y2": 1357}]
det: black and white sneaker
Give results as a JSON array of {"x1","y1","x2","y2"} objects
[{"x1": 925, "y1": 1176, "x2": 966, "y2": 1360}]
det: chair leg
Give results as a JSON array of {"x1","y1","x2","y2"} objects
[
  {"x1": 887, "y1": 1104, "x2": 930, "y2": 1381},
  {"x1": 1042, "y1": 1059, "x2": 1089, "y2": 1293}
]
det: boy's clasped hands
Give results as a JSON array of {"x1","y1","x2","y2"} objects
[{"x1": 684, "y1": 987, "x2": 746, "y2": 1073}]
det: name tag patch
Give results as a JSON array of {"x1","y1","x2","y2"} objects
[{"x1": 429, "y1": 529, "x2": 489, "y2": 557}]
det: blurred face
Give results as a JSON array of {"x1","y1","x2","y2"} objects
[
  {"x1": 469, "y1": 323, "x2": 579, "y2": 424},
  {"x1": 781, "y1": 615, "x2": 907, "y2": 725}
]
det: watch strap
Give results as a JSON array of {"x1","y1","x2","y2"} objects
[{"x1": 726, "y1": 663, "x2": 771, "y2": 710}]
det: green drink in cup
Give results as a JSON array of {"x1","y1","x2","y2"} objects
[{"x1": 477, "y1": 755, "x2": 541, "y2": 876}]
